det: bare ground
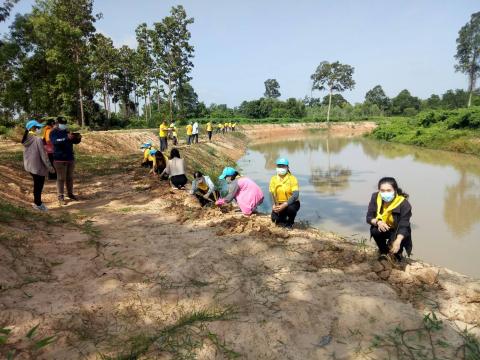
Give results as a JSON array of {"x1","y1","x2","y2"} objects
[{"x1": 0, "y1": 124, "x2": 479, "y2": 360}]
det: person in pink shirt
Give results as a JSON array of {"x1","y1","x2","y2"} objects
[{"x1": 216, "y1": 167, "x2": 264, "y2": 216}]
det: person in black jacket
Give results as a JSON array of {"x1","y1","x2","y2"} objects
[
  {"x1": 366, "y1": 177, "x2": 412, "y2": 261},
  {"x1": 49, "y1": 117, "x2": 82, "y2": 205}
]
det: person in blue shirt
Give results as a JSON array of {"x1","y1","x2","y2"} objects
[{"x1": 49, "y1": 117, "x2": 82, "y2": 205}]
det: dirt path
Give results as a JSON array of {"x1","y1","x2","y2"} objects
[{"x1": 1, "y1": 126, "x2": 479, "y2": 359}]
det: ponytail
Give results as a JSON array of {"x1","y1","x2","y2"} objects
[{"x1": 21, "y1": 129, "x2": 29, "y2": 144}]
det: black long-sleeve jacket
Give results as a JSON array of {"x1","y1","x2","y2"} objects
[{"x1": 366, "y1": 192, "x2": 413, "y2": 255}]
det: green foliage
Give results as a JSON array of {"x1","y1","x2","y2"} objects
[
  {"x1": 455, "y1": 11, "x2": 480, "y2": 107},
  {"x1": 0, "y1": 324, "x2": 56, "y2": 359},
  {"x1": 370, "y1": 107, "x2": 480, "y2": 155},
  {"x1": 391, "y1": 89, "x2": 421, "y2": 115},
  {"x1": 238, "y1": 97, "x2": 306, "y2": 119},
  {"x1": 264, "y1": 78, "x2": 281, "y2": 99},
  {"x1": 365, "y1": 85, "x2": 390, "y2": 111}
]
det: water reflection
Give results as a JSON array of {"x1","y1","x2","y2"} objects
[
  {"x1": 444, "y1": 173, "x2": 480, "y2": 237},
  {"x1": 241, "y1": 134, "x2": 480, "y2": 277}
]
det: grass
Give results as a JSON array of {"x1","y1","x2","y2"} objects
[
  {"x1": 369, "y1": 109, "x2": 480, "y2": 156},
  {"x1": 76, "y1": 154, "x2": 137, "y2": 178},
  {"x1": 370, "y1": 312, "x2": 480, "y2": 360},
  {"x1": 101, "y1": 307, "x2": 239, "y2": 360}
]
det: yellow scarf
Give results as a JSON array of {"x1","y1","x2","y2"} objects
[{"x1": 376, "y1": 193, "x2": 405, "y2": 227}]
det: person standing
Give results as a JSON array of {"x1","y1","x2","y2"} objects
[
  {"x1": 159, "y1": 120, "x2": 168, "y2": 151},
  {"x1": 366, "y1": 177, "x2": 412, "y2": 261},
  {"x1": 49, "y1": 117, "x2": 82, "y2": 205},
  {"x1": 269, "y1": 158, "x2": 300, "y2": 229},
  {"x1": 42, "y1": 119, "x2": 57, "y2": 180},
  {"x1": 192, "y1": 121, "x2": 199, "y2": 144},
  {"x1": 206, "y1": 121, "x2": 213, "y2": 141},
  {"x1": 22, "y1": 120, "x2": 55, "y2": 211},
  {"x1": 170, "y1": 121, "x2": 178, "y2": 146},
  {"x1": 186, "y1": 122, "x2": 193, "y2": 145}
]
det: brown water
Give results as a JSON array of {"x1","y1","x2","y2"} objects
[{"x1": 238, "y1": 135, "x2": 480, "y2": 278}]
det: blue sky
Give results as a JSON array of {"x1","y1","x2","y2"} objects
[{"x1": 1, "y1": 0, "x2": 478, "y2": 107}]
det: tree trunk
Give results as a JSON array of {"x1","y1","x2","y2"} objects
[
  {"x1": 326, "y1": 89, "x2": 333, "y2": 126},
  {"x1": 168, "y1": 76, "x2": 173, "y2": 122},
  {"x1": 75, "y1": 51, "x2": 85, "y2": 127},
  {"x1": 468, "y1": 58, "x2": 477, "y2": 108},
  {"x1": 156, "y1": 80, "x2": 161, "y2": 111}
]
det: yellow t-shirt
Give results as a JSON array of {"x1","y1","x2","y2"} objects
[
  {"x1": 186, "y1": 124, "x2": 193, "y2": 135},
  {"x1": 224, "y1": 123, "x2": 228, "y2": 128},
  {"x1": 269, "y1": 173, "x2": 299, "y2": 204},
  {"x1": 232, "y1": 123, "x2": 237, "y2": 128},
  {"x1": 170, "y1": 124, "x2": 177, "y2": 137},
  {"x1": 218, "y1": 124, "x2": 223, "y2": 129},
  {"x1": 159, "y1": 123, "x2": 168, "y2": 137},
  {"x1": 206, "y1": 122, "x2": 212, "y2": 131}
]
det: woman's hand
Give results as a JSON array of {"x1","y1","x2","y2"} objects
[
  {"x1": 377, "y1": 220, "x2": 390, "y2": 232},
  {"x1": 273, "y1": 203, "x2": 287, "y2": 213},
  {"x1": 389, "y1": 238, "x2": 402, "y2": 254}
]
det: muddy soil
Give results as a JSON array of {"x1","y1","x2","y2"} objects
[{"x1": 0, "y1": 125, "x2": 479, "y2": 360}]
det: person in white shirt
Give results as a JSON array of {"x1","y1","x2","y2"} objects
[
  {"x1": 190, "y1": 171, "x2": 219, "y2": 206},
  {"x1": 192, "y1": 121, "x2": 199, "y2": 144}
]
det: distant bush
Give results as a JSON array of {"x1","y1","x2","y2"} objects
[
  {"x1": 0, "y1": 125, "x2": 8, "y2": 135},
  {"x1": 447, "y1": 108, "x2": 480, "y2": 129}
]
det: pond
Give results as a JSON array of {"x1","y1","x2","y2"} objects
[{"x1": 237, "y1": 134, "x2": 480, "y2": 278}]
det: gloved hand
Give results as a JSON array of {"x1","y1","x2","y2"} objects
[{"x1": 215, "y1": 198, "x2": 226, "y2": 206}]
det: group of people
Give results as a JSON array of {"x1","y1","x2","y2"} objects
[
  {"x1": 21, "y1": 115, "x2": 412, "y2": 262},
  {"x1": 157, "y1": 120, "x2": 237, "y2": 150},
  {"x1": 22, "y1": 117, "x2": 81, "y2": 211},
  {"x1": 140, "y1": 142, "x2": 413, "y2": 261}
]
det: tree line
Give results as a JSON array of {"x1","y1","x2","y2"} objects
[{"x1": 0, "y1": 2, "x2": 479, "y2": 128}]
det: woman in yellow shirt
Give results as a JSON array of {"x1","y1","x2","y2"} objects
[
  {"x1": 269, "y1": 158, "x2": 300, "y2": 229},
  {"x1": 206, "y1": 121, "x2": 213, "y2": 141},
  {"x1": 186, "y1": 122, "x2": 193, "y2": 145}
]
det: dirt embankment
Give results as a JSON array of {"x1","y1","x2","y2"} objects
[
  {"x1": 242, "y1": 121, "x2": 377, "y2": 144},
  {"x1": 0, "y1": 127, "x2": 479, "y2": 360}
]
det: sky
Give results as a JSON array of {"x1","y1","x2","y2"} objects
[{"x1": 1, "y1": 0, "x2": 478, "y2": 107}]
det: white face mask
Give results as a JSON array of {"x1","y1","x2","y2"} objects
[
  {"x1": 58, "y1": 124, "x2": 68, "y2": 130},
  {"x1": 35, "y1": 128, "x2": 42, "y2": 135},
  {"x1": 276, "y1": 167, "x2": 288, "y2": 176}
]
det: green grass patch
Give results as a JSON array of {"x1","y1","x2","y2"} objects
[
  {"x1": 369, "y1": 109, "x2": 480, "y2": 156},
  {"x1": 101, "y1": 307, "x2": 239, "y2": 360}
]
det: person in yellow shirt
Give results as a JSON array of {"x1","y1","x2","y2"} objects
[
  {"x1": 140, "y1": 141, "x2": 156, "y2": 168},
  {"x1": 224, "y1": 122, "x2": 228, "y2": 133},
  {"x1": 149, "y1": 149, "x2": 169, "y2": 179},
  {"x1": 206, "y1": 121, "x2": 213, "y2": 141},
  {"x1": 159, "y1": 120, "x2": 169, "y2": 151},
  {"x1": 269, "y1": 158, "x2": 300, "y2": 229},
  {"x1": 217, "y1": 123, "x2": 223, "y2": 134},
  {"x1": 232, "y1": 122, "x2": 237, "y2": 132},
  {"x1": 186, "y1": 122, "x2": 193, "y2": 145}
]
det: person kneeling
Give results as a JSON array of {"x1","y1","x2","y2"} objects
[
  {"x1": 149, "y1": 149, "x2": 169, "y2": 180},
  {"x1": 160, "y1": 148, "x2": 187, "y2": 190},
  {"x1": 366, "y1": 177, "x2": 412, "y2": 262},
  {"x1": 190, "y1": 171, "x2": 218, "y2": 206},
  {"x1": 215, "y1": 167, "x2": 264, "y2": 216},
  {"x1": 269, "y1": 158, "x2": 300, "y2": 229}
]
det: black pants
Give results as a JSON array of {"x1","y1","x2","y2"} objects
[
  {"x1": 187, "y1": 135, "x2": 192, "y2": 145},
  {"x1": 208, "y1": 131, "x2": 212, "y2": 141},
  {"x1": 193, "y1": 133, "x2": 199, "y2": 143},
  {"x1": 371, "y1": 227, "x2": 406, "y2": 258},
  {"x1": 271, "y1": 201, "x2": 300, "y2": 226},
  {"x1": 195, "y1": 190, "x2": 219, "y2": 207},
  {"x1": 47, "y1": 153, "x2": 57, "y2": 180},
  {"x1": 171, "y1": 174, "x2": 188, "y2": 189},
  {"x1": 142, "y1": 160, "x2": 153, "y2": 168},
  {"x1": 160, "y1": 137, "x2": 168, "y2": 151},
  {"x1": 31, "y1": 173, "x2": 45, "y2": 206}
]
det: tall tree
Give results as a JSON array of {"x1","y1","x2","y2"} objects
[
  {"x1": 264, "y1": 78, "x2": 281, "y2": 99},
  {"x1": 455, "y1": 12, "x2": 480, "y2": 108},
  {"x1": 112, "y1": 45, "x2": 136, "y2": 118},
  {"x1": 135, "y1": 23, "x2": 154, "y2": 121},
  {"x1": 311, "y1": 61, "x2": 355, "y2": 124},
  {"x1": 90, "y1": 33, "x2": 116, "y2": 123},
  {"x1": 0, "y1": 0, "x2": 20, "y2": 22},
  {"x1": 30, "y1": 0, "x2": 99, "y2": 126},
  {"x1": 364, "y1": 85, "x2": 390, "y2": 112},
  {"x1": 150, "y1": 5, "x2": 194, "y2": 122}
]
